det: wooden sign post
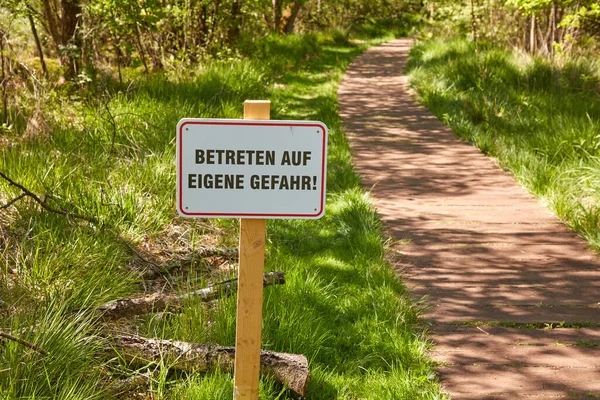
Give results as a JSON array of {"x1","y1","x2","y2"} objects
[
  {"x1": 176, "y1": 101, "x2": 328, "y2": 399},
  {"x1": 233, "y1": 100, "x2": 270, "y2": 399}
]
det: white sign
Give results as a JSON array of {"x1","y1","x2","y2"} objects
[{"x1": 177, "y1": 119, "x2": 328, "y2": 219}]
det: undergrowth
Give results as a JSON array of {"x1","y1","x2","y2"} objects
[
  {"x1": 407, "y1": 38, "x2": 600, "y2": 252},
  {"x1": 0, "y1": 30, "x2": 444, "y2": 399}
]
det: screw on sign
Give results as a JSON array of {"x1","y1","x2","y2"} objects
[{"x1": 176, "y1": 100, "x2": 328, "y2": 399}]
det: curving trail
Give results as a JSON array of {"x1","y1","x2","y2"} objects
[{"x1": 338, "y1": 38, "x2": 600, "y2": 399}]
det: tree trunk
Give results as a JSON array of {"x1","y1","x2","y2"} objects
[
  {"x1": 227, "y1": 0, "x2": 243, "y2": 43},
  {"x1": 521, "y1": 11, "x2": 527, "y2": 50},
  {"x1": 39, "y1": 0, "x2": 61, "y2": 50},
  {"x1": 488, "y1": 1, "x2": 494, "y2": 45},
  {"x1": 183, "y1": 0, "x2": 190, "y2": 53},
  {"x1": 470, "y1": 0, "x2": 477, "y2": 53},
  {"x1": 0, "y1": 31, "x2": 8, "y2": 126},
  {"x1": 60, "y1": 0, "x2": 81, "y2": 79},
  {"x1": 283, "y1": 0, "x2": 303, "y2": 34},
  {"x1": 79, "y1": 6, "x2": 92, "y2": 75},
  {"x1": 272, "y1": 0, "x2": 283, "y2": 33},
  {"x1": 530, "y1": 13, "x2": 536, "y2": 54},
  {"x1": 544, "y1": 3, "x2": 554, "y2": 55},
  {"x1": 428, "y1": 2, "x2": 434, "y2": 24},
  {"x1": 60, "y1": 0, "x2": 80, "y2": 45},
  {"x1": 112, "y1": 33, "x2": 123, "y2": 85},
  {"x1": 146, "y1": 29, "x2": 163, "y2": 70},
  {"x1": 537, "y1": 14, "x2": 546, "y2": 55},
  {"x1": 28, "y1": 13, "x2": 48, "y2": 79},
  {"x1": 208, "y1": 0, "x2": 221, "y2": 46},
  {"x1": 105, "y1": 334, "x2": 309, "y2": 396},
  {"x1": 135, "y1": 23, "x2": 149, "y2": 74},
  {"x1": 197, "y1": 4, "x2": 209, "y2": 48},
  {"x1": 556, "y1": 3, "x2": 565, "y2": 47},
  {"x1": 39, "y1": 0, "x2": 81, "y2": 80},
  {"x1": 549, "y1": 2, "x2": 556, "y2": 57}
]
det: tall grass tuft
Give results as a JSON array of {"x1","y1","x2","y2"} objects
[{"x1": 0, "y1": 301, "x2": 104, "y2": 399}]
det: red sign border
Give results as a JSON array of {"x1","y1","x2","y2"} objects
[{"x1": 177, "y1": 120, "x2": 328, "y2": 218}]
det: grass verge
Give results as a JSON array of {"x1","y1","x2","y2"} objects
[
  {"x1": 407, "y1": 37, "x2": 600, "y2": 252},
  {"x1": 0, "y1": 31, "x2": 445, "y2": 399}
]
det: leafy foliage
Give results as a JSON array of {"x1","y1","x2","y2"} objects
[{"x1": 423, "y1": 0, "x2": 600, "y2": 56}]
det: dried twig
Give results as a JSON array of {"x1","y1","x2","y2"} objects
[
  {"x1": 0, "y1": 330, "x2": 48, "y2": 355},
  {"x1": 0, "y1": 193, "x2": 27, "y2": 209},
  {"x1": 97, "y1": 271, "x2": 285, "y2": 320},
  {"x1": 0, "y1": 171, "x2": 99, "y2": 224}
]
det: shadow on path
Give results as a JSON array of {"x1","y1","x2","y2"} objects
[{"x1": 338, "y1": 38, "x2": 600, "y2": 399}]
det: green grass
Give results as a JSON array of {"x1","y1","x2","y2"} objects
[
  {"x1": 0, "y1": 31, "x2": 445, "y2": 399},
  {"x1": 407, "y1": 37, "x2": 600, "y2": 252}
]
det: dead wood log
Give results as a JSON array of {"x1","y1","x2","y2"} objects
[
  {"x1": 106, "y1": 333, "x2": 309, "y2": 396},
  {"x1": 97, "y1": 272, "x2": 285, "y2": 320},
  {"x1": 109, "y1": 370, "x2": 158, "y2": 395},
  {"x1": 139, "y1": 247, "x2": 239, "y2": 279}
]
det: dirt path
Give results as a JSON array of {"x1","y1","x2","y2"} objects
[{"x1": 338, "y1": 38, "x2": 600, "y2": 399}]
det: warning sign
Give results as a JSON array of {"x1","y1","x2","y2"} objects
[{"x1": 177, "y1": 119, "x2": 328, "y2": 219}]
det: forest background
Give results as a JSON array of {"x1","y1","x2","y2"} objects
[{"x1": 0, "y1": 0, "x2": 599, "y2": 399}]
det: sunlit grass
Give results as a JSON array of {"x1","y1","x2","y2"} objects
[
  {"x1": 408, "y1": 37, "x2": 600, "y2": 251},
  {"x1": 1, "y1": 30, "x2": 444, "y2": 399}
]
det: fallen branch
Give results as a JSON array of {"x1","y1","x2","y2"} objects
[
  {"x1": 109, "y1": 370, "x2": 159, "y2": 396},
  {"x1": 106, "y1": 333, "x2": 309, "y2": 396},
  {"x1": 98, "y1": 272, "x2": 285, "y2": 320},
  {"x1": 139, "y1": 247, "x2": 239, "y2": 279},
  {"x1": 184, "y1": 271, "x2": 283, "y2": 302},
  {"x1": 0, "y1": 171, "x2": 99, "y2": 225},
  {"x1": 194, "y1": 246, "x2": 239, "y2": 259},
  {"x1": 0, "y1": 193, "x2": 27, "y2": 209},
  {"x1": 0, "y1": 330, "x2": 48, "y2": 355}
]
